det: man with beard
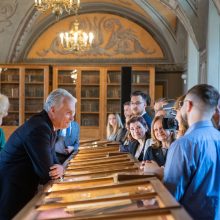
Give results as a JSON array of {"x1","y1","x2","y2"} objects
[{"x1": 163, "y1": 84, "x2": 220, "y2": 220}]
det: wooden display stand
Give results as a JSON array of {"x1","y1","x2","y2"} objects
[{"x1": 14, "y1": 142, "x2": 191, "y2": 220}]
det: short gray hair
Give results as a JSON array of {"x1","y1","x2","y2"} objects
[
  {"x1": 44, "y1": 88, "x2": 77, "y2": 112},
  {"x1": 0, "y1": 93, "x2": 9, "y2": 116}
]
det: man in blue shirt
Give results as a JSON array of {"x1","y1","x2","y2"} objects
[
  {"x1": 164, "y1": 84, "x2": 220, "y2": 220},
  {"x1": 55, "y1": 121, "x2": 80, "y2": 163}
]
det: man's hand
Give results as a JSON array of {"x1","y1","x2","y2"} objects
[
  {"x1": 65, "y1": 146, "x2": 74, "y2": 154},
  {"x1": 49, "y1": 164, "x2": 64, "y2": 180}
]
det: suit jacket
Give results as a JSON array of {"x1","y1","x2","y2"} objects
[
  {"x1": 128, "y1": 133, "x2": 151, "y2": 161},
  {"x1": 144, "y1": 146, "x2": 168, "y2": 166},
  {"x1": 142, "y1": 112, "x2": 153, "y2": 129},
  {"x1": 0, "y1": 110, "x2": 58, "y2": 219},
  {"x1": 107, "y1": 128, "x2": 127, "y2": 142}
]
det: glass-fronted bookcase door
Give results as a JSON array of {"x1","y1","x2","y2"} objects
[
  {"x1": 52, "y1": 66, "x2": 104, "y2": 139},
  {"x1": 53, "y1": 66, "x2": 78, "y2": 120},
  {"x1": 81, "y1": 70, "x2": 100, "y2": 127},
  {"x1": 107, "y1": 70, "x2": 121, "y2": 115},
  {"x1": 0, "y1": 65, "x2": 20, "y2": 126},
  {"x1": 24, "y1": 66, "x2": 49, "y2": 122}
]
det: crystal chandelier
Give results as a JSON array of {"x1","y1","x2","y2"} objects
[
  {"x1": 59, "y1": 16, "x2": 94, "y2": 52},
  {"x1": 34, "y1": 0, "x2": 80, "y2": 18}
]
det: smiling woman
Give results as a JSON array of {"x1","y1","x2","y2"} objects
[
  {"x1": 127, "y1": 116, "x2": 150, "y2": 161},
  {"x1": 144, "y1": 116, "x2": 175, "y2": 166}
]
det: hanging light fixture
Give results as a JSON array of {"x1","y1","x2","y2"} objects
[
  {"x1": 34, "y1": 0, "x2": 80, "y2": 18},
  {"x1": 59, "y1": 15, "x2": 94, "y2": 52}
]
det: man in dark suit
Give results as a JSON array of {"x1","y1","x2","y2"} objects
[
  {"x1": 130, "y1": 91, "x2": 152, "y2": 129},
  {"x1": 0, "y1": 88, "x2": 77, "y2": 219}
]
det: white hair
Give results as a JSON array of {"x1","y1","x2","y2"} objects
[
  {"x1": 0, "y1": 93, "x2": 9, "y2": 116},
  {"x1": 44, "y1": 88, "x2": 77, "y2": 112}
]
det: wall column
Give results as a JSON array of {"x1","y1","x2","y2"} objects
[
  {"x1": 187, "y1": 36, "x2": 200, "y2": 89},
  {"x1": 207, "y1": 1, "x2": 220, "y2": 91}
]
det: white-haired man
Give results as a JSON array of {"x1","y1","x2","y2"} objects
[{"x1": 0, "y1": 88, "x2": 76, "y2": 219}]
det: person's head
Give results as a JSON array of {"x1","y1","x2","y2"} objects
[
  {"x1": 44, "y1": 88, "x2": 77, "y2": 130},
  {"x1": 106, "y1": 113, "x2": 123, "y2": 137},
  {"x1": 180, "y1": 84, "x2": 220, "y2": 127},
  {"x1": 130, "y1": 91, "x2": 150, "y2": 116},
  {"x1": 123, "y1": 101, "x2": 132, "y2": 119},
  {"x1": 0, "y1": 94, "x2": 9, "y2": 125},
  {"x1": 151, "y1": 116, "x2": 174, "y2": 148},
  {"x1": 127, "y1": 116, "x2": 149, "y2": 141},
  {"x1": 154, "y1": 98, "x2": 168, "y2": 113},
  {"x1": 173, "y1": 95, "x2": 188, "y2": 138}
]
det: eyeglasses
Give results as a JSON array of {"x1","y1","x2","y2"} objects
[{"x1": 131, "y1": 101, "x2": 144, "y2": 106}]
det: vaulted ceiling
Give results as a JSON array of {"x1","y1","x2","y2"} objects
[{"x1": 0, "y1": 0, "x2": 218, "y2": 64}]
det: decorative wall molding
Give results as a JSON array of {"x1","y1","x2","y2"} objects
[
  {"x1": 185, "y1": 0, "x2": 198, "y2": 14},
  {"x1": 213, "y1": 0, "x2": 220, "y2": 15},
  {"x1": 11, "y1": 10, "x2": 39, "y2": 62},
  {"x1": 155, "y1": 63, "x2": 186, "y2": 73},
  {"x1": 0, "y1": 0, "x2": 17, "y2": 33}
]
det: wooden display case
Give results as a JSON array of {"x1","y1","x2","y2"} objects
[
  {"x1": 14, "y1": 177, "x2": 191, "y2": 220},
  {"x1": 14, "y1": 143, "x2": 191, "y2": 220}
]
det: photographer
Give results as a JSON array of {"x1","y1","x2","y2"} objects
[{"x1": 143, "y1": 116, "x2": 175, "y2": 167}]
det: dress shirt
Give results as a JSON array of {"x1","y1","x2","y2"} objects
[{"x1": 164, "y1": 120, "x2": 220, "y2": 220}]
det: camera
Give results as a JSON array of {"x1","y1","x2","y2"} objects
[{"x1": 162, "y1": 101, "x2": 179, "y2": 131}]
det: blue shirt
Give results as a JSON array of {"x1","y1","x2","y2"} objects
[{"x1": 164, "y1": 120, "x2": 220, "y2": 220}]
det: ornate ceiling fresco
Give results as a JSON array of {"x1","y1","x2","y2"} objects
[{"x1": 0, "y1": 0, "x2": 218, "y2": 63}]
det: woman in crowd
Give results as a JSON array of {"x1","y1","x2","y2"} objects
[
  {"x1": 144, "y1": 116, "x2": 175, "y2": 166},
  {"x1": 0, "y1": 93, "x2": 9, "y2": 151},
  {"x1": 106, "y1": 113, "x2": 126, "y2": 142},
  {"x1": 127, "y1": 116, "x2": 150, "y2": 161}
]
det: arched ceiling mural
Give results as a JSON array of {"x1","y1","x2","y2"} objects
[
  {"x1": 27, "y1": 13, "x2": 164, "y2": 63},
  {"x1": 0, "y1": 0, "x2": 217, "y2": 64}
]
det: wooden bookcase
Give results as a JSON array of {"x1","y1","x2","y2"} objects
[
  {"x1": 0, "y1": 64, "x2": 154, "y2": 140},
  {"x1": 53, "y1": 66, "x2": 106, "y2": 140},
  {"x1": 53, "y1": 65, "x2": 155, "y2": 140},
  {"x1": 0, "y1": 64, "x2": 49, "y2": 138}
]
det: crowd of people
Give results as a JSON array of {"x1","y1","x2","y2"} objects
[
  {"x1": 107, "y1": 85, "x2": 220, "y2": 220},
  {"x1": 0, "y1": 84, "x2": 219, "y2": 219}
]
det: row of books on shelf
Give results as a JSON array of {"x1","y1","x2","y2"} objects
[
  {"x1": 25, "y1": 74, "x2": 44, "y2": 83},
  {"x1": 0, "y1": 86, "x2": 44, "y2": 98},
  {"x1": 81, "y1": 87, "x2": 99, "y2": 98},
  {"x1": 25, "y1": 86, "x2": 44, "y2": 97}
]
